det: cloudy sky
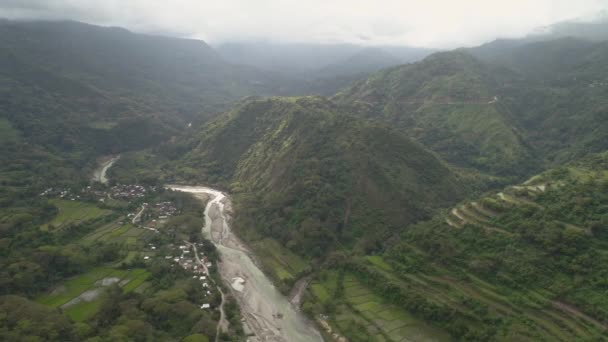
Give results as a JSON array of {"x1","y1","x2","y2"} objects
[{"x1": 1, "y1": 0, "x2": 607, "y2": 48}]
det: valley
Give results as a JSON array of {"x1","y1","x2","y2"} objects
[
  {"x1": 169, "y1": 186, "x2": 323, "y2": 342},
  {"x1": 1, "y1": 14, "x2": 608, "y2": 342}
]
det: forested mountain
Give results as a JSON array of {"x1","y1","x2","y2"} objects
[
  {"x1": 216, "y1": 42, "x2": 435, "y2": 95},
  {"x1": 1, "y1": 20, "x2": 290, "y2": 119},
  {"x1": 469, "y1": 38, "x2": 608, "y2": 164},
  {"x1": 336, "y1": 40, "x2": 608, "y2": 177},
  {"x1": 305, "y1": 152, "x2": 608, "y2": 341},
  {"x1": 162, "y1": 97, "x2": 485, "y2": 256},
  {"x1": 0, "y1": 20, "x2": 302, "y2": 190},
  {"x1": 315, "y1": 48, "x2": 401, "y2": 77},
  {"x1": 216, "y1": 42, "x2": 433, "y2": 76},
  {"x1": 529, "y1": 16, "x2": 608, "y2": 42},
  {"x1": 335, "y1": 51, "x2": 535, "y2": 176}
]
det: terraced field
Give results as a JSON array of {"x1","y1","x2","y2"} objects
[
  {"x1": 42, "y1": 199, "x2": 112, "y2": 230},
  {"x1": 311, "y1": 271, "x2": 449, "y2": 341},
  {"x1": 362, "y1": 255, "x2": 606, "y2": 341},
  {"x1": 445, "y1": 171, "x2": 553, "y2": 232},
  {"x1": 251, "y1": 238, "x2": 308, "y2": 284}
]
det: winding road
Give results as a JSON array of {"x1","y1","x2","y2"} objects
[{"x1": 169, "y1": 185, "x2": 323, "y2": 342}]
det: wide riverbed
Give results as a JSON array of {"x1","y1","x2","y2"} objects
[
  {"x1": 92, "y1": 155, "x2": 120, "y2": 184},
  {"x1": 168, "y1": 185, "x2": 323, "y2": 342}
]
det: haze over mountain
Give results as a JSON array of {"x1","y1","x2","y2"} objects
[
  {"x1": 2, "y1": 4, "x2": 608, "y2": 342},
  {"x1": 1, "y1": 1, "x2": 604, "y2": 48}
]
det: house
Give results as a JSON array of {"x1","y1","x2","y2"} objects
[{"x1": 200, "y1": 304, "x2": 210, "y2": 309}]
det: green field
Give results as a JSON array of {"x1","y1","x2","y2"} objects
[
  {"x1": 37, "y1": 267, "x2": 150, "y2": 322},
  {"x1": 252, "y1": 238, "x2": 308, "y2": 283},
  {"x1": 312, "y1": 271, "x2": 449, "y2": 341},
  {"x1": 42, "y1": 199, "x2": 112, "y2": 230},
  {"x1": 36, "y1": 267, "x2": 119, "y2": 307},
  {"x1": 64, "y1": 299, "x2": 104, "y2": 322},
  {"x1": 82, "y1": 219, "x2": 152, "y2": 245}
]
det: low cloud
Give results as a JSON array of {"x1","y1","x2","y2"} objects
[{"x1": 0, "y1": 0, "x2": 606, "y2": 48}]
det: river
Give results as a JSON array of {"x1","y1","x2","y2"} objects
[
  {"x1": 92, "y1": 155, "x2": 120, "y2": 184},
  {"x1": 169, "y1": 185, "x2": 323, "y2": 342}
]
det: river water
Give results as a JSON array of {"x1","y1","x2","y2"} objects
[
  {"x1": 92, "y1": 155, "x2": 120, "y2": 184},
  {"x1": 169, "y1": 185, "x2": 323, "y2": 342}
]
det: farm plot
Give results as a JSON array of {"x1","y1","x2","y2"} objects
[
  {"x1": 37, "y1": 267, "x2": 150, "y2": 322},
  {"x1": 342, "y1": 274, "x2": 449, "y2": 342},
  {"x1": 42, "y1": 199, "x2": 112, "y2": 230},
  {"x1": 252, "y1": 238, "x2": 308, "y2": 283}
]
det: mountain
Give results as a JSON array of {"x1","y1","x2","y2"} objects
[
  {"x1": 336, "y1": 41, "x2": 608, "y2": 177},
  {"x1": 528, "y1": 16, "x2": 608, "y2": 42},
  {"x1": 0, "y1": 20, "x2": 292, "y2": 120},
  {"x1": 216, "y1": 42, "x2": 365, "y2": 75},
  {"x1": 468, "y1": 38, "x2": 608, "y2": 163},
  {"x1": 216, "y1": 41, "x2": 434, "y2": 76},
  {"x1": 161, "y1": 97, "x2": 484, "y2": 256},
  {"x1": 215, "y1": 42, "x2": 436, "y2": 96},
  {"x1": 304, "y1": 151, "x2": 608, "y2": 341},
  {"x1": 335, "y1": 51, "x2": 535, "y2": 176},
  {"x1": 0, "y1": 20, "x2": 301, "y2": 190},
  {"x1": 314, "y1": 48, "x2": 401, "y2": 77}
]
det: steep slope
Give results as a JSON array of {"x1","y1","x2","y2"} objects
[
  {"x1": 469, "y1": 38, "x2": 608, "y2": 163},
  {"x1": 310, "y1": 152, "x2": 608, "y2": 341},
  {"x1": 335, "y1": 51, "x2": 534, "y2": 176},
  {"x1": 175, "y1": 97, "x2": 479, "y2": 257}
]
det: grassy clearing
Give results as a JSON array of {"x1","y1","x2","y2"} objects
[
  {"x1": 38, "y1": 267, "x2": 148, "y2": 321},
  {"x1": 43, "y1": 199, "x2": 112, "y2": 230},
  {"x1": 36, "y1": 267, "x2": 115, "y2": 307},
  {"x1": 342, "y1": 274, "x2": 450, "y2": 342},
  {"x1": 252, "y1": 238, "x2": 308, "y2": 282},
  {"x1": 365, "y1": 256, "x2": 392, "y2": 271},
  {"x1": 58, "y1": 268, "x2": 148, "y2": 322},
  {"x1": 123, "y1": 270, "x2": 151, "y2": 293},
  {"x1": 64, "y1": 299, "x2": 103, "y2": 322}
]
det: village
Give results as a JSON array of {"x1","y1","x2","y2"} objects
[
  {"x1": 143, "y1": 241, "x2": 219, "y2": 310},
  {"x1": 40, "y1": 183, "x2": 151, "y2": 202},
  {"x1": 40, "y1": 183, "x2": 223, "y2": 312}
]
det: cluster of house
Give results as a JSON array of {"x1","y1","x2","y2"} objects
[
  {"x1": 151, "y1": 201, "x2": 178, "y2": 219},
  {"x1": 109, "y1": 184, "x2": 147, "y2": 200},
  {"x1": 127, "y1": 200, "x2": 178, "y2": 231},
  {"x1": 39, "y1": 187, "x2": 84, "y2": 201},
  {"x1": 169, "y1": 243, "x2": 216, "y2": 309},
  {"x1": 40, "y1": 184, "x2": 151, "y2": 203}
]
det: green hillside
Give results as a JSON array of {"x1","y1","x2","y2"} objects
[
  {"x1": 171, "y1": 97, "x2": 484, "y2": 259},
  {"x1": 335, "y1": 51, "x2": 535, "y2": 176},
  {"x1": 308, "y1": 152, "x2": 608, "y2": 341},
  {"x1": 0, "y1": 20, "x2": 299, "y2": 191}
]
